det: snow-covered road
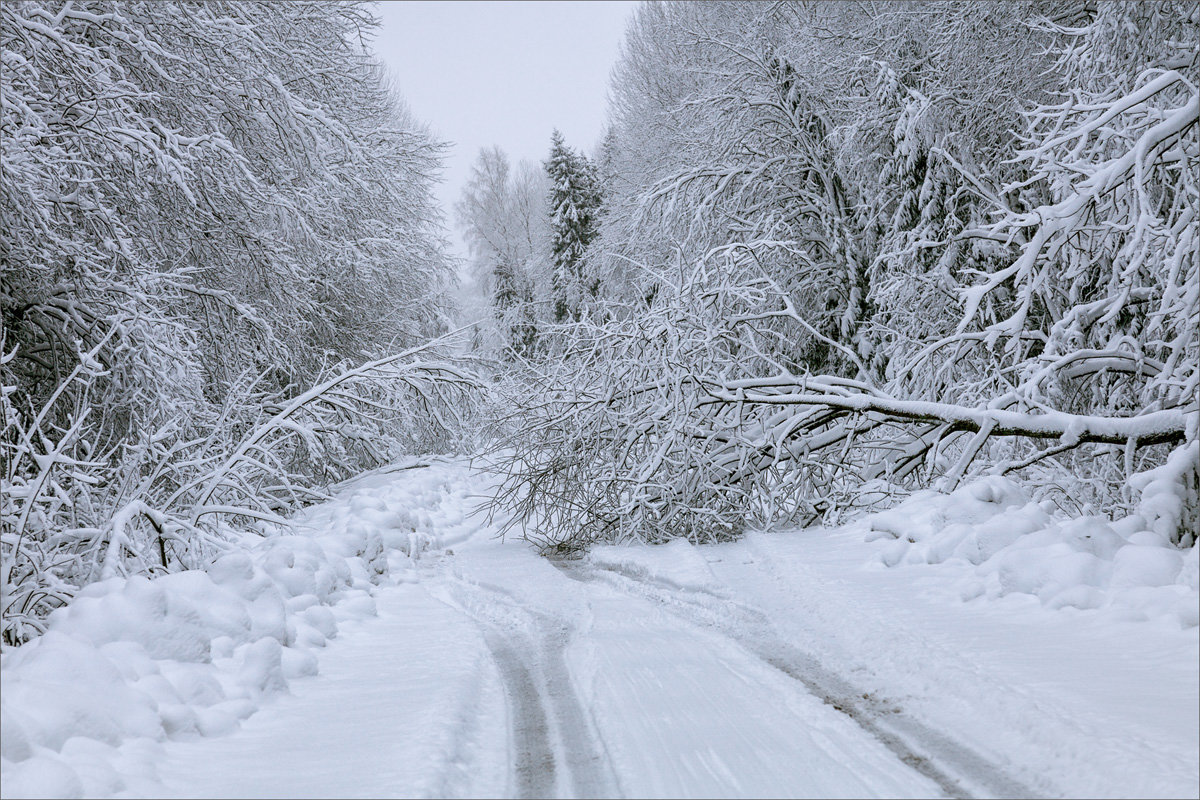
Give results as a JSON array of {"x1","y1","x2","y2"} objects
[
  {"x1": 149, "y1": 528, "x2": 939, "y2": 798},
  {"x1": 554, "y1": 559, "x2": 1033, "y2": 799},
  {"x1": 433, "y1": 543, "x2": 939, "y2": 799},
  {"x1": 3, "y1": 457, "x2": 1196, "y2": 799}
]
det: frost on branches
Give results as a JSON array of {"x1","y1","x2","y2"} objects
[
  {"x1": 0, "y1": 1, "x2": 476, "y2": 644},
  {"x1": 455, "y1": 147, "x2": 549, "y2": 362},
  {"x1": 488, "y1": 1, "x2": 1198, "y2": 552}
]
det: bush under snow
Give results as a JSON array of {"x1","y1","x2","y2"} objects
[
  {"x1": 0, "y1": 458, "x2": 467, "y2": 798},
  {"x1": 864, "y1": 444, "x2": 1199, "y2": 629}
]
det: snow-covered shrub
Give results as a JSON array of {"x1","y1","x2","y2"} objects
[{"x1": 865, "y1": 468, "x2": 1199, "y2": 629}]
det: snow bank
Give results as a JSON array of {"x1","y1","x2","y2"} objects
[
  {"x1": 863, "y1": 453, "x2": 1199, "y2": 628},
  {"x1": 0, "y1": 457, "x2": 473, "y2": 799}
]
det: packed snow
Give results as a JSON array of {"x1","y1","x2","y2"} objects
[{"x1": 1, "y1": 456, "x2": 1196, "y2": 799}]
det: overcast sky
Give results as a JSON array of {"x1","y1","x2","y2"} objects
[{"x1": 371, "y1": 1, "x2": 640, "y2": 259}]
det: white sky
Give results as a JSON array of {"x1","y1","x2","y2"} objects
[{"x1": 371, "y1": 1, "x2": 640, "y2": 259}]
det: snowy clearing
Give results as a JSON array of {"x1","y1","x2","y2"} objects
[{"x1": 2, "y1": 457, "x2": 1195, "y2": 799}]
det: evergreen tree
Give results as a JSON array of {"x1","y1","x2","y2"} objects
[
  {"x1": 545, "y1": 130, "x2": 603, "y2": 323},
  {"x1": 491, "y1": 254, "x2": 539, "y2": 360}
]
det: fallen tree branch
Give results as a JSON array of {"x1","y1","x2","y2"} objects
[{"x1": 706, "y1": 379, "x2": 1192, "y2": 448}]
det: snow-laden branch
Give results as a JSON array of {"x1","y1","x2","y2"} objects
[
  {"x1": 189, "y1": 327, "x2": 480, "y2": 525},
  {"x1": 705, "y1": 380, "x2": 1192, "y2": 448}
]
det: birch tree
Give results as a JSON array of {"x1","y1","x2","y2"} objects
[{"x1": 455, "y1": 147, "x2": 549, "y2": 360}]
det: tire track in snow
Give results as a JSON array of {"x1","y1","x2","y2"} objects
[
  {"x1": 441, "y1": 579, "x2": 619, "y2": 799},
  {"x1": 533, "y1": 614, "x2": 620, "y2": 800},
  {"x1": 555, "y1": 560, "x2": 1040, "y2": 800},
  {"x1": 481, "y1": 628, "x2": 558, "y2": 799}
]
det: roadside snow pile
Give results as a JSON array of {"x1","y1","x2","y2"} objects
[
  {"x1": 0, "y1": 456, "x2": 475, "y2": 799},
  {"x1": 863, "y1": 444, "x2": 1199, "y2": 629}
]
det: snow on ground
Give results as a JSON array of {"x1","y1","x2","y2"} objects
[
  {"x1": 152, "y1": 582, "x2": 508, "y2": 799},
  {"x1": 2, "y1": 456, "x2": 1197, "y2": 799},
  {"x1": 864, "y1": 462, "x2": 1198, "y2": 627},
  {"x1": 585, "y1": 479, "x2": 1200, "y2": 798},
  {"x1": 1, "y1": 456, "x2": 493, "y2": 798}
]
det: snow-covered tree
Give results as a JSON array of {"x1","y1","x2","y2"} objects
[
  {"x1": 545, "y1": 130, "x2": 603, "y2": 323},
  {"x1": 455, "y1": 147, "x2": 549, "y2": 360},
  {"x1": 488, "y1": 0, "x2": 1199, "y2": 550},
  {"x1": 1, "y1": 1, "x2": 467, "y2": 643}
]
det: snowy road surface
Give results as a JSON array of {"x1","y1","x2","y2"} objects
[{"x1": 4, "y1": 457, "x2": 1197, "y2": 798}]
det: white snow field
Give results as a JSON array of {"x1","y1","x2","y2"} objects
[{"x1": 2, "y1": 456, "x2": 1197, "y2": 799}]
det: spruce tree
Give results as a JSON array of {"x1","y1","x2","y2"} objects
[{"x1": 545, "y1": 130, "x2": 603, "y2": 323}]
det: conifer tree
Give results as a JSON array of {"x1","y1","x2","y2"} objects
[{"x1": 545, "y1": 130, "x2": 603, "y2": 323}]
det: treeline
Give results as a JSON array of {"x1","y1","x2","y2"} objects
[
  {"x1": 455, "y1": 129, "x2": 607, "y2": 361},
  {"x1": 469, "y1": 1, "x2": 1198, "y2": 551},
  {"x1": 1, "y1": 1, "x2": 470, "y2": 643}
]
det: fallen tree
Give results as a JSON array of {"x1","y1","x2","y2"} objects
[
  {"x1": 486, "y1": 239, "x2": 1195, "y2": 551},
  {"x1": 487, "y1": 6, "x2": 1198, "y2": 552}
]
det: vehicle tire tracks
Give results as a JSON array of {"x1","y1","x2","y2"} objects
[
  {"x1": 553, "y1": 559, "x2": 1041, "y2": 800},
  {"x1": 436, "y1": 577, "x2": 620, "y2": 799},
  {"x1": 480, "y1": 627, "x2": 558, "y2": 798}
]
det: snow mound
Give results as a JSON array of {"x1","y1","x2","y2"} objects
[
  {"x1": 587, "y1": 538, "x2": 725, "y2": 594},
  {"x1": 0, "y1": 457, "x2": 477, "y2": 799},
  {"x1": 863, "y1": 450, "x2": 1199, "y2": 629}
]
